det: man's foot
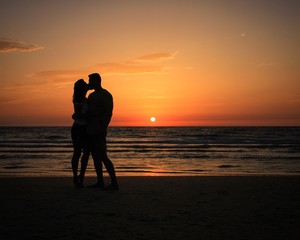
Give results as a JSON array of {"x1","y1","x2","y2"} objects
[
  {"x1": 73, "y1": 178, "x2": 84, "y2": 188},
  {"x1": 78, "y1": 174, "x2": 84, "y2": 185},
  {"x1": 104, "y1": 183, "x2": 119, "y2": 191},
  {"x1": 87, "y1": 182, "x2": 105, "y2": 189}
]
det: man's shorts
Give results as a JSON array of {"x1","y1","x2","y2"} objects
[{"x1": 87, "y1": 134, "x2": 107, "y2": 152}]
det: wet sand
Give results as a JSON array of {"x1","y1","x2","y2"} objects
[{"x1": 1, "y1": 176, "x2": 299, "y2": 240}]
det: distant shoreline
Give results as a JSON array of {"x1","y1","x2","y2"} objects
[
  {"x1": 1, "y1": 125, "x2": 300, "y2": 128},
  {"x1": 1, "y1": 173, "x2": 300, "y2": 178}
]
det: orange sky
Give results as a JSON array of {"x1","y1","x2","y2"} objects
[{"x1": 0, "y1": 0, "x2": 299, "y2": 126}]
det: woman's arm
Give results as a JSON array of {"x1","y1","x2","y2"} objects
[{"x1": 72, "y1": 103, "x2": 85, "y2": 119}]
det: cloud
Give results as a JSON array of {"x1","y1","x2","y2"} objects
[
  {"x1": 257, "y1": 61, "x2": 279, "y2": 67},
  {"x1": 91, "y1": 52, "x2": 178, "y2": 75},
  {"x1": 31, "y1": 52, "x2": 177, "y2": 81},
  {"x1": 0, "y1": 38, "x2": 44, "y2": 53},
  {"x1": 132, "y1": 52, "x2": 178, "y2": 62},
  {"x1": 3, "y1": 52, "x2": 178, "y2": 108},
  {"x1": 31, "y1": 70, "x2": 86, "y2": 81},
  {"x1": 93, "y1": 62, "x2": 165, "y2": 75}
]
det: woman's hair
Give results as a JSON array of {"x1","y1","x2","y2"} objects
[{"x1": 73, "y1": 79, "x2": 87, "y2": 103}]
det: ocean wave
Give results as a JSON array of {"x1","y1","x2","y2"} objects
[{"x1": 0, "y1": 126, "x2": 299, "y2": 176}]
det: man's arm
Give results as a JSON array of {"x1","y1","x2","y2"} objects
[{"x1": 102, "y1": 92, "x2": 113, "y2": 127}]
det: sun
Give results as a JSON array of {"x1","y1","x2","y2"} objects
[{"x1": 150, "y1": 117, "x2": 156, "y2": 122}]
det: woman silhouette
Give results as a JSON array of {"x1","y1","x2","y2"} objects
[{"x1": 71, "y1": 79, "x2": 90, "y2": 187}]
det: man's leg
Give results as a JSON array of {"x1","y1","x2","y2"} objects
[
  {"x1": 99, "y1": 137, "x2": 118, "y2": 189},
  {"x1": 88, "y1": 135, "x2": 104, "y2": 188},
  {"x1": 101, "y1": 152, "x2": 117, "y2": 185}
]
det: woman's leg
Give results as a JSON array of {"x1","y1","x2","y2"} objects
[
  {"x1": 78, "y1": 128, "x2": 89, "y2": 184},
  {"x1": 71, "y1": 124, "x2": 83, "y2": 187},
  {"x1": 72, "y1": 148, "x2": 81, "y2": 178},
  {"x1": 79, "y1": 150, "x2": 90, "y2": 184}
]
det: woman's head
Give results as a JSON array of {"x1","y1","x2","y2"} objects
[{"x1": 73, "y1": 79, "x2": 88, "y2": 103}]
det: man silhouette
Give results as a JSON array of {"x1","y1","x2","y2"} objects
[{"x1": 86, "y1": 73, "x2": 118, "y2": 190}]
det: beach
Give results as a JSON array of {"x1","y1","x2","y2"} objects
[{"x1": 1, "y1": 176, "x2": 299, "y2": 240}]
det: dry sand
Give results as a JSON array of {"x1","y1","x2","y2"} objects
[{"x1": 1, "y1": 176, "x2": 299, "y2": 240}]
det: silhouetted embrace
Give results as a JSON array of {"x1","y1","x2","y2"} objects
[{"x1": 71, "y1": 73, "x2": 118, "y2": 190}]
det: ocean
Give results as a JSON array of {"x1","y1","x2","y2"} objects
[{"x1": 0, "y1": 126, "x2": 299, "y2": 177}]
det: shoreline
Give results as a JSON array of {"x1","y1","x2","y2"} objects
[
  {"x1": 1, "y1": 176, "x2": 299, "y2": 239},
  {"x1": 1, "y1": 172, "x2": 300, "y2": 178}
]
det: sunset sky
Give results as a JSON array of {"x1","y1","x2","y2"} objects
[{"x1": 1, "y1": 0, "x2": 299, "y2": 126}]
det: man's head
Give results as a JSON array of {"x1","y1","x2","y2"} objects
[{"x1": 88, "y1": 73, "x2": 101, "y2": 90}]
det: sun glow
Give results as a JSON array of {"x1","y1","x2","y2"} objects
[{"x1": 0, "y1": 1, "x2": 299, "y2": 127}]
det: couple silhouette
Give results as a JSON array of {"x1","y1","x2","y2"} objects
[{"x1": 71, "y1": 73, "x2": 118, "y2": 190}]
